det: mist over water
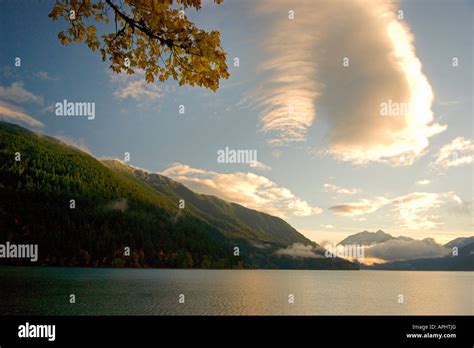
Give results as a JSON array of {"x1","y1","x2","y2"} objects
[{"x1": 0, "y1": 267, "x2": 471, "y2": 315}]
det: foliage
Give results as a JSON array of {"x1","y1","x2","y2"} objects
[
  {"x1": 49, "y1": 0, "x2": 229, "y2": 90},
  {"x1": 0, "y1": 122, "x2": 238, "y2": 268}
]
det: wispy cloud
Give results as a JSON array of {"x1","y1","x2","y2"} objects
[
  {"x1": 275, "y1": 243, "x2": 323, "y2": 259},
  {"x1": 34, "y1": 71, "x2": 57, "y2": 81},
  {"x1": 0, "y1": 101, "x2": 44, "y2": 127},
  {"x1": 432, "y1": 137, "x2": 474, "y2": 169},
  {"x1": 330, "y1": 191, "x2": 463, "y2": 230},
  {"x1": 416, "y1": 179, "x2": 431, "y2": 185},
  {"x1": 438, "y1": 100, "x2": 460, "y2": 106},
  {"x1": 320, "y1": 224, "x2": 335, "y2": 229},
  {"x1": 250, "y1": 160, "x2": 272, "y2": 171},
  {"x1": 41, "y1": 105, "x2": 55, "y2": 114},
  {"x1": 105, "y1": 198, "x2": 129, "y2": 212},
  {"x1": 161, "y1": 163, "x2": 322, "y2": 218},
  {"x1": 392, "y1": 192, "x2": 461, "y2": 230},
  {"x1": 251, "y1": 0, "x2": 444, "y2": 165},
  {"x1": 329, "y1": 197, "x2": 390, "y2": 216},
  {"x1": 323, "y1": 183, "x2": 360, "y2": 195},
  {"x1": 0, "y1": 82, "x2": 43, "y2": 104},
  {"x1": 110, "y1": 70, "x2": 163, "y2": 105},
  {"x1": 365, "y1": 238, "x2": 449, "y2": 261},
  {"x1": 55, "y1": 134, "x2": 91, "y2": 154},
  {"x1": 251, "y1": 1, "x2": 320, "y2": 145}
]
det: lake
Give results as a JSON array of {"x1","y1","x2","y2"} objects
[{"x1": 0, "y1": 266, "x2": 472, "y2": 315}]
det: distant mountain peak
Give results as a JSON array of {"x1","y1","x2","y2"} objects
[
  {"x1": 338, "y1": 230, "x2": 421, "y2": 247},
  {"x1": 339, "y1": 230, "x2": 394, "y2": 246},
  {"x1": 444, "y1": 236, "x2": 474, "y2": 249}
]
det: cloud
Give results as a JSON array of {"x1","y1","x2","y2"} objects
[
  {"x1": 274, "y1": 243, "x2": 323, "y2": 259},
  {"x1": 1, "y1": 66, "x2": 16, "y2": 79},
  {"x1": 251, "y1": 0, "x2": 444, "y2": 165},
  {"x1": 438, "y1": 100, "x2": 460, "y2": 106},
  {"x1": 250, "y1": 160, "x2": 272, "y2": 171},
  {"x1": 0, "y1": 101, "x2": 44, "y2": 127},
  {"x1": 110, "y1": 70, "x2": 163, "y2": 104},
  {"x1": 433, "y1": 137, "x2": 474, "y2": 169},
  {"x1": 329, "y1": 197, "x2": 390, "y2": 216},
  {"x1": 0, "y1": 82, "x2": 43, "y2": 104},
  {"x1": 34, "y1": 71, "x2": 57, "y2": 81},
  {"x1": 365, "y1": 238, "x2": 450, "y2": 261},
  {"x1": 55, "y1": 134, "x2": 91, "y2": 154},
  {"x1": 330, "y1": 191, "x2": 463, "y2": 230},
  {"x1": 447, "y1": 200, "x2": 473, "y2": 216},
  {"x1": 392, "y1": 192, "x2": 461, "y2": 229},
  {"x1": 323, "y1": 183, "x2": 360, "y2": 195},
  {"x1": 41, "y1": 105, "x2": 55, "y2": 114},
  {"x1": 250, "y1": 1, "x2": 320, "y2": 145},
  {"x1": 416, "y1": 179, "x2": 431, "y2": 185},
  {"x1": 105, "y1": 198, "x2": 128, "y2": 212},
  {"x1": 161, "y1": 163, "x2": 322, "y2": 218},
  {"x1": 320, "y1": 224, "x2": 335, "y2": 229}
]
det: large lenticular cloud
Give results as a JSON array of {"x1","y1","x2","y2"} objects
[{"x1": 254, "y1": 0, "x2": 445, "y2": 165}]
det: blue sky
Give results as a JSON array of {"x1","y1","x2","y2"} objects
[{"x1": 0, "y1": 0, "x2": 472, "y2": 244}]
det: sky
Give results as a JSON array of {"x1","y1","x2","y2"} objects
[{"x1": 0, "y1": 0, "x2": 472, "y2": 245}]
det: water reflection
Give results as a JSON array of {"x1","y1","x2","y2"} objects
[{"x1": 0, "y1": 267, "x2": 472, "y2": 315}]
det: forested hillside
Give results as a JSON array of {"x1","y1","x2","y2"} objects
[{"x1": 0, "y1": 122, "x2": 357, "y2": 270}]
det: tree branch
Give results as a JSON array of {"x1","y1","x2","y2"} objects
[
  {"x1": 105, "y1": 0, "x2": 203, "y2": 56},
  {"x1": 105, "y1": 0, "x2": 170, "y2": 47}
]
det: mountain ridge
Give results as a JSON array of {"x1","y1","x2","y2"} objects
[
  {"x1": 0, "y1": 121, "x2": 356, "y2": 270},
  {"x1": 339, "y1": 229, "x2": 473, "y2": 270},
  {"x1": 104, "y1": 159, "x2": 312, "y2": 246},
  {"x1": 444, "y1": 236, "x2": 474, "y2": 249},
  {"x1": 338, "y1": 230, "x2": 396, "y2": 246},
  {"x1": 367, "y1": 242, "x2": 473, "y2": 271}
]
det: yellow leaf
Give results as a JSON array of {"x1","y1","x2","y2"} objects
[{"x1": 145, "y1": 73, "x2": 154, "y2": 83}]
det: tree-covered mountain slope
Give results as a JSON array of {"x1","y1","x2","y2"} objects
[
  {"x1": 0, "y1": 121, "x2": 357, "y2": 270},
  {"x1": 105, "y1": 159, "x2": 312, "y2": 245}
]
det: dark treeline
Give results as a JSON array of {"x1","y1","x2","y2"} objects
[{"x1": 0, "y1": 122, "x2": 241, "y2": 268}]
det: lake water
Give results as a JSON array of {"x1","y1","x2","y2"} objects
[{"x1": 0, "y1": 266, "x2": 472, "y2": 315}]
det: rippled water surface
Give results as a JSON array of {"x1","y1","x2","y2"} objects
[{"x1": 0, "y1": 267, "x2": 472, "y2": 315}]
